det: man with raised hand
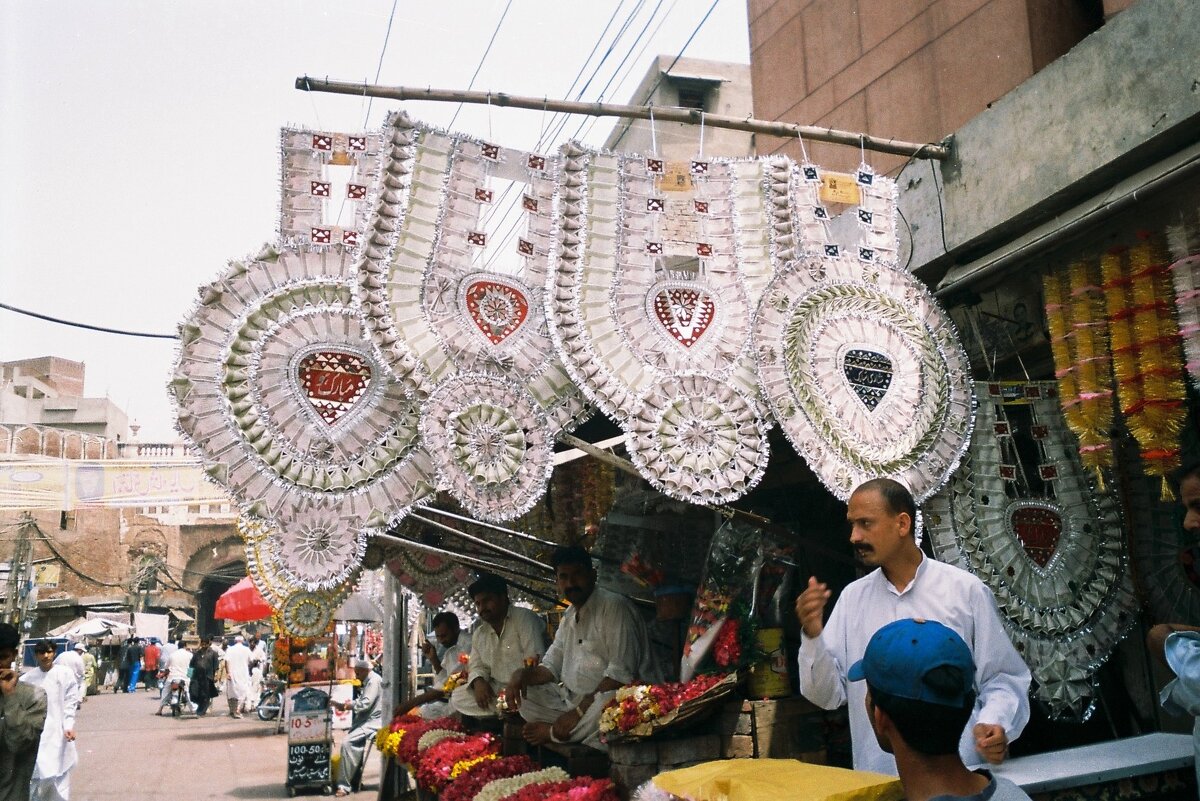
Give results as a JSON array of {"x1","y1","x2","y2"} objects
[
  {"x1": 850, "y1": 618, "x2": 1031, "y2": 801},
  {"x1": 796, "y1": 477, "x2": 1031, "y2": 774}
]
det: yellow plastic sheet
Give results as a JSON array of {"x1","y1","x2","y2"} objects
[{"x1": 652, "y1": 759, "x2": 903, "y2": 801}]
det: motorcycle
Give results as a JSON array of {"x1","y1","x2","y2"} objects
[
  {"x1": 160, "y1": 676, "x2": 189, "y2": 717},
  {"x1": 256, "y1": 675, "x2": 285, "y2": 721}
]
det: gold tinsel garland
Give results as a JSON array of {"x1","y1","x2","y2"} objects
[
  {"x1": 1099, "y1": 235, "x2": 1188, "y2": 499},
  {"x1": 1043, "y1": 261, "x2": 1116, "y2": 485}
]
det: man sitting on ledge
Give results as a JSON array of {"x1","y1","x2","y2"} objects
[
  {"x1": 508, "y1": 546, "x2": 656, "y2": 752},
  {"x1": 451, "y1": 573, "x2": 547, "y2": 719}
]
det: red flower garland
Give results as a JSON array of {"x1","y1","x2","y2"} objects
[
  {"x1": 394, "y1": 716, "x2": 463, "y2": 767},
  {"x1": 439, "y1": 756, "x2": 538, "y2": 801},
  {"x1": 415, "y1": 733, "x2": 499, "y2": 793},
  {"x1": 499, "y1": 777, "x2": 620, "y2": 801},
  {"x1": 712, "y1": 619, "x2": 741, "y2": 667}
]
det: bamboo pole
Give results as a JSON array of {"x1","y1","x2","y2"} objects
[
  {"x1": 374, "y1": 532, "x2": 557, "y2": 600},
  {"x1": 414, "y1": 505, "x2": 559, "y2": 549},
  {"x1": 295, "y1": 77, "x2": 950, "y2": 161}
]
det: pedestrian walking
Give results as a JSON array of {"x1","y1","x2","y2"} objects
[
  {"x1": 21, "y1": 640, "x2": 79, "y2": 801},
  {"x1": 222, "y1": 635, "x2": 253, "y2": 717},
  {"x1": 188, "y1": 638, "x2": 220, "y2": 717},
  {"x1": 125, "y1": 639, "x2": 144, "y2": 694},
  {"x1": 0, "y1": 623, "x2": 47, "y2": 801}
]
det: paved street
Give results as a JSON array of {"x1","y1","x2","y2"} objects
[{"x1": 70, "y1": 689, "x2": 381, "y2": 800}]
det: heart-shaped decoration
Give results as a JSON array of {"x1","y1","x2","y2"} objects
[
  {"x1": 842, "y1": 348, "x2": 893, "y2": 411},
  {"x1": 463, "y1": 278, "x2": 529, "y2": 346},
  {"x1": 1009, "y1": 504, "x2": 1063, "y2": 568},
  {"x1": 298, "y1": 350, "x2": 373, "y2": 426},
  {"x1": 653, "y1": 286, "x2": 716, "y2": 348}
]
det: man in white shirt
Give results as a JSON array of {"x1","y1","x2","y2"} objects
[
  {"x1": 392, "y1": 611, "x2": 472, "y2": 720},
  {"x1": 796, "y1": 478, "x2": 1031, "y2": 775},
  {"x1": 509, "y1": 547, "x2": 655, "y2": 752},
  {"x1": 450, "y1": 574, "x2": 546, "y2": 718},
  {"x1": 53, "y1": 645, "x2": 85, "y2": 709},
  {"x1": 21, "y1": 641, "x2": 79, "y2": 801},
  {"x1": 222, "y1": 635, "x2": 253, "y2": 718}
]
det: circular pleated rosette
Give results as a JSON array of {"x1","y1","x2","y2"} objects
[
  {"x1": 925, "y1": 382, "x2": 1139, "y2": 720},
  {"x1": 755, "y1": 255, "x2": 973, "y2": 502},
  {"x1": 279, "y1": 589, "x2": 336, "y2": 638},
  {"x1": 420, "y1": 374, "x2": 553, "y2": 522},
  {"x1": 171, "y1": 244, "x2": 436, "y2": 517},
  {"x1": 626, "y1": 373, "x2": 769, "y2": 506},
  {"x1": 262, "y1": 498, "x2": 375, "y2": 592},
  {"x1": 384, "y1": 547, "x2": 472, "y2": 609}
]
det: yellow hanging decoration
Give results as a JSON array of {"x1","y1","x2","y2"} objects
[
  {"x1": 1100, "y1": 235, "x2": 1188, "y2": 500},
  {"x1": 1043, "y1": 261, "x2": 1115, "y2": 487}
]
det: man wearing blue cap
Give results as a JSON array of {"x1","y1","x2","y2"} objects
[
  {"x1": 796, "y1": 478, "x2": 1030, "y2": 774},
  {"x1": 850, "y1": 619, "x2": 1031, "y2": 801}
]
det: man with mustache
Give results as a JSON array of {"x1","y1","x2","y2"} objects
[
  {"x1": 507, "y1": 546, "x2": 656, "y2": 751},
  {"x1": 796, "y1": 478, "x2": 1031, "y2": 775}
]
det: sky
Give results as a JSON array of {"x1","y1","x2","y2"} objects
[{"x1": 0, "y1": 0, "x2": 750, "y2": 442}]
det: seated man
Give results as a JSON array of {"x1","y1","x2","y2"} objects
[
  {"x1": 392, "y1": 611, "x2": 472, "y2": 720},
  {"x1": 450, "y1": 573, "x2": 547, "y2": 718},
  {"x1": 508, "y1": 546, "x2": 656, "y2": 752},
  {"x1": 850, "y1": 619, "x2": 1031, "y2": 801},
  {"x1": 335, "y1": 658, "x2": 382, "y2": 798}
]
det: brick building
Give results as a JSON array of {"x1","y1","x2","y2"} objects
[{"x1": 0, "y1": 357, "x2": 242, "y2": 638}]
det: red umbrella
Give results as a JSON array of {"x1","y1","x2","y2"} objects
[{"x1": 213, "y1": 577, "x2": 274, "y2": 621}]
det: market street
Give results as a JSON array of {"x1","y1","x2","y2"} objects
[{"x1": 70, "y1": 689, "x2": 381, "y2": 800}]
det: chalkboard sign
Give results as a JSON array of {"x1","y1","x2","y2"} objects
[{"x1": 287, "y1": 741, "x2": 330, "y2": 787}]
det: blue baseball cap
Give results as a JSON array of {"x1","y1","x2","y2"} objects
[{"x1": 848, "y1": 618, "x2": 976, "y2": 708}]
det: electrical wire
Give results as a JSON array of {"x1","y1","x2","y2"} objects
[
  {"x1": 447, "y1": 0, "x2": 515, "y2": 130},
  {"x1": 0, "y1": 301, "x2": 178, "y2": 339},
  {"x1": 31, "y1": 522, "x2": 128, "y2": 588},
  {"x1": 362, "y1": 0, "x2": 401, "y2": 128}
]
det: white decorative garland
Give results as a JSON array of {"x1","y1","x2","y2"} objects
[
  {"x1": 754, "y1": 162, "x2": 972, "y2": 502},
  {"x1": 355, "y1": 112, "x2": 588, "y2": 521},
  {"x1": 925, "y1": 381, "x2": 1138, "y2": 720},
  {"x1": 548, "y1": 142, "x2": 791, "y2": 504}
]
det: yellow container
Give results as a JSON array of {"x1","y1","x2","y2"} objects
[{"x1": 748, "y1": 627, "x2": 790, "y2": 699}]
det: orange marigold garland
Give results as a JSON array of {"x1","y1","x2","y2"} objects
[
  {"x1": 1043, "y1": 261, "x2": 1116, "y2": 486},
  {"x1": 1100, "y1": 236, "x2": 1188, "y2": 499}
]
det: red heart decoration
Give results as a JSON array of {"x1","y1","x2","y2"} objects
[
  {"x1": 463, "y1": 278, "x2": 529, "y2": 346},
  {"x1": 1010, "y1": 505, "x2": 1062, "y2": 568},
  {"x1": 298, "y1": 350, "x2": 372, "y2": 425},
  {"x1": 653, "y1": 286, "x2": 715, "y2": 348}
]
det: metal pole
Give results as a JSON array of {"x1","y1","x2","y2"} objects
[
  {"x1": 295, "y1": 77, "x2": 951, "y2": 161},
  {"x1": 414, "y1": 506, "x2": 558, "y2": 549},
  {"x1": 406, "y1": 513, "x2": 552, "y2": 573}
]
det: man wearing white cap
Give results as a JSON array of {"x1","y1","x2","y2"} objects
[
  {"x1": 334, "y1": 658, "x2": 381, "y2": 797},
  {"x1": 222, "y1": 635, "x2": 253, "y2": 718}
]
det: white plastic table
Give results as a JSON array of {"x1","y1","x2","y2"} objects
[{"x1": 992, "y1": 732, "x2": 1193, "y2": 792}]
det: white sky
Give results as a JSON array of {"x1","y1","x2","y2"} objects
[{"x1": 0, "y1": 0, "x2": 750, "y2": 441}]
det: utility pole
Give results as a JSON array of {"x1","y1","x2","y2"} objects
[{"x1": 3, "y1": 514, "x2": 36, "y2": 630}]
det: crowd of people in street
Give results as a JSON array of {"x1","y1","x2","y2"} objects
[{"x1": 0, "y1": 628, "x2": 271, "y2": 801}]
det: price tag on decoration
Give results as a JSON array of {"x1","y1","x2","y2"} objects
[
  {"x1": 819, "y1": 172, "x2": 862, "y2": 205},
  {"x1": 658, "y1": 162, "x2": 694, "y2": 192}
]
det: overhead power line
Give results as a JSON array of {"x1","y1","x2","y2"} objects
[{"x1": 0, "y1": 301, "x2": 178, "y2": 340}]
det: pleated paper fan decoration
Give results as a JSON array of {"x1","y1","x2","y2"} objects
[
  {"x1": 548, "y1": 143, "x2": 793, "y2": 505},
  {"x1": 754, "y1": 161, "x2": 972, "y2": 502},
  {"x1": 356, "y1": 112, "x2": 588, "y2": 521},
  {"x1": 925, "y1": 382, "x2": 1138, "y2": 720}
]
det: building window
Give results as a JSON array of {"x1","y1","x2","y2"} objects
[{"x1": 667, "y1": 77, "x2": 719, "y2": 112}]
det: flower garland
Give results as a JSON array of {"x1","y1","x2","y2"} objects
[
  {"x1": 391, "y1": 715, "x2": 463, "y2": 767},
  {"x1": 599, "y1": 673, "x2": 728, "y2": 737},
  {"x1": 415, "y1": 733, "x2": 498, "y2": 793},
  {"x1": 438, "y1": 756, "x2": 537, "y2": 801},
  {"x1": 473, "y1": 767, "x2": 571, "y2": 801},
  {"x1": 374, "y1": 712, "x2": 422, "y2": 759},
  {"x1": 1168, "y1": 252, "x2": 1200, "y2": 390},
  {"x1": 1100, "y1": 236, "x2": 1188, "y2": 498},
  {"x1": 1043, "y1": 262, "x2": 1116, "y2": 486},
  {"x1": 498, "y1": 777, "x2": 619, "y2": 801}
]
